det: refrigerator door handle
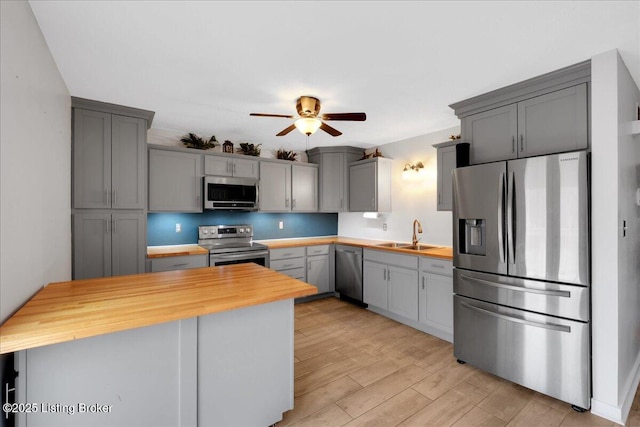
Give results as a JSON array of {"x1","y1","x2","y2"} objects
[
  {"x1": 459, "y1": 274, "x2": 571, "y2": 298},
  {"x1": 507, "y1": 171, "x2": 516, "y2": 264},
  {"x1": 460, "y1": 300, "x2": 571, "y2": 333},
  {"x1": 498, "y1": 172, "x2": 506, "y2": 264}
]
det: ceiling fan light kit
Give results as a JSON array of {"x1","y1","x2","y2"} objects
[{"x1": 250, "y1": 95, "x2": 366, "y2": 137}]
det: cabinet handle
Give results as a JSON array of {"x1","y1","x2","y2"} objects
[
  {"x1": 372, "y1": 197, "x2": 375, "y2": 209},
  {"x1": 233, "y1": 163, "x2": 236, "y2": 175},
  {"x1": 285, "y1": 198, "x2": 289, "y2": 208},
  {"x1": 438, "y1": 192, "x2": 441, "y2": 205},
  {"x1": 227, "y1": 162, "x2": 231, "y2": 174},
  {"x1": 172, "y1": 263, "x2": 189, "y2": 267},
  {"x1": 105, "y1": 218, "x2": 110, "y2": 234},
  {"x1": 282, "y1": 263, "x2": 293, "y2": 268},
  {"x1": 387, "y1": 269, "x2": 391, "y2": 281},
  {"x1": 292, "y1": 199, "x2": 296, "y2": 209},
  {"x1": 105, "y1": 189, "x2": 110, "y2": 206},
  {"x1": 512, "y1": 136, "x2": 515, "y2": 153},
  {"x1": 383, "y1": 268, "x2": 386, "y2": 281},
  {"x1": 422, "y1": 276, "x2": 425, "y2": 289},
  {"x1": 430, "y1": 264, "x2": 445, "y2": 269},
  {"x1": 112, "y1": 219, "x2": 117, "y2": 234},
  {"x1": 340, "y1": 198, "x2": 343, "y2": 209},
  {"x1": 112, "y1": 189, "x2": 117, "y2": 206},
  {"x1": 520, "y1": 134, "x2": 524, "y2": 152}
]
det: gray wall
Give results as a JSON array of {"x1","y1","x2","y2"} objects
[
  {"x1": 0, "y1": 1, "x2": 71, "y2": 324},
  {"x1": 591, "y1": 49, "x2": 640, "y2": 424}
]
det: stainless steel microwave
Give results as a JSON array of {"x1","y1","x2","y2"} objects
[{"x1": 203, "y1": 176, "x2": 259, "y2": 210}]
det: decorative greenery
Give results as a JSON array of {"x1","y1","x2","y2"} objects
[
  {"x1": 359, "y1": 148, "x2": 384, "y2": 160},
  {"x1": 276, "y1": 149, "x2": 297, "y2": 161},
  {"x1": 180, "y1": 133, "x2": 219, "y2": 150},
  {"x1": 238, "y1": 143, "x2": 261, "y2": 157}
]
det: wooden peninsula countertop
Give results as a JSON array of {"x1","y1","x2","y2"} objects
[
  {"x1": 147, "y1": 244, "x2": 209, "y2": 258},
  {"x1": 258, "y1": 236, "x2": 453, "y2": 260},
  {"x1": 0, "y1": 264, "x2": 316, "y2": 354}
]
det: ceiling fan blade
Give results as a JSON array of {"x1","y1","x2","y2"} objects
[
  {"x1": 276, "y1": 124, "x2": 297, "y2": 136},
  {"x1": 250, "y1": 113, "x2": 295, "y2": 119},
  {"x1": 321, "y1": 112, "x2": 366, "y2": 121},
  {"x1": 320, "y1": 122, "x2": 342, "y2": 137}
]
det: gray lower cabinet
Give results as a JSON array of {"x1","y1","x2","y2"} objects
[
  {"x1": 307, "y1": 147, "x2": 362, "y2": 212},
  {"x1": 306, "y1": 245, "x2": 331, "y2": 294},
  {"x1": 73, "y1": 212, "x2": 145, "y2": 279},
  {"x1": 20, "y1": 300, "x2": 294, "y2": 427},
  {"x1": 259, "y1": 161, "x2": 318, "y2": 212},
  {"x1": 418, "y1": 257, "x2": 453, "y2": 340},
  {"x1": 363, "y1": 250, "x2": 419, "y2": 321},
  {"x1": 460, "y1": 83, "x2": 588, "y2": 164},
  {"x1": 349, "y1": 157, "x2": 392, "y2": 212},
  {"x1": 204, "y1": 154, "x2": 259, "y2": 178},
  {"x1": 269, "y1": 247, "x2": 306, "y2": 281},
  {"x1": 73, "y1": 109, "x2": 147, "y2": 209},
  {"x1": 148, "y1": 148, "x2": 203, "y2": 212},
  {"x1": 150, "y1": 255, "x2": 208, "y2": 272}
]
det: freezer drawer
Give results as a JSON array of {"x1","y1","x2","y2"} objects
[
  {"x1": 454, "y1": 295, "x2": 590, "y2": 409},
  {"x1": 454, "y1": 269, "x2": 589, "y2": 322}
]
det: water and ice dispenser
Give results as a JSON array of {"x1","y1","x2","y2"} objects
[{"x1": 458, "y1": 219, "x2": 486, "y2": 256}]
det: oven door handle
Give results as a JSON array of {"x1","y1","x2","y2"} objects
[{"x1": 211, "y1": 250, "x2": 269, "y2": 261}]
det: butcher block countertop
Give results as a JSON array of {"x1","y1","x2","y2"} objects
[
  {"x1": 258, "y1": 236, "x2": 453, "y2": 260},
  {"x1": 147, "y1": 244, "x2": 209, "y2": 258},
  {"x1": 0, "y1": 264, "x2": 316, "y2": 354}
]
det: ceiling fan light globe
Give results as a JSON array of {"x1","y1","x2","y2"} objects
[{"x1": 295, "y1": 118, "x2": 321, "y2": 136}]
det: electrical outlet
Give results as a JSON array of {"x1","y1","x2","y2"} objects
[
  {"x1": 383, "y1": 223, "x2": 387, "y2": 231},
  {"x1": 176, "y1": 223, "x2": 181, "y2": 233},
  {"x1": 278, "y1": 220, "x2": 284, "y2": 230}
]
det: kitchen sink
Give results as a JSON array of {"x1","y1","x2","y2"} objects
[{"x1": 375, "y1": 242, "x2": 442, "y2": 251}]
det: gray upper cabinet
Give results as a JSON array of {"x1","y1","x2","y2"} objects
[
  {"x1": 259, "y1": 161, "x2": 318, "y2": 212},
  {"x1": 517, "y1": 84, "x2": 588, "y2": 157},
  {"x1": 349, "y1": 157, "x2": 392, "y2": 212},
  {"x1": 73, "y1": 109, "x2": 146, "y2": 209},
  {"x1": 149, "y1": 148, "x2": 203, "y2": 212},
  {"x1": 451, "y1": 61, "x2": 590, "y2": 165},
  {"x1": 463, "y1": 104, "x2": 518, "y2": 164},
  {"x1": 259, "y1": 161, "x2": 291, "y2": 211},
  {"x1": 73, "y1": 212, "x2": 145, "y2": 279},
  {"x1": 204, "y1": 154, "x2": 259, "y2": 179},
  {"x1": 434, "y1": 142, "x2": 458, "y2": 211},
  {"x1": 307, "y1": 147, "x2": 362, "y2": 212}
]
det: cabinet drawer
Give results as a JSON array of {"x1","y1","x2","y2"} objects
[
  {"x1": 419, "y1": 257, "x2": 453, "y2": 275},
  {"x1": 364, "y1": 249, "x2": 418, "y2": 269},
  {"x1": 270, "y1": 257, "x2": 305, "y2": 271},
  {"x1": 306, "y1": 245, "x2": 330, "y2": 256},
  {"x1": 151, "y1": 255, "x2": 208, "y2": 272},
  {"x1": 274, "y1": 267, "x2": 306, "y2": 281},
  {"x1": 270, "y1": 247, "x2": 305, "y2": 260}
]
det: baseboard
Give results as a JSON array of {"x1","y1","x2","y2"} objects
[{"x1": 591, "y1": 349, "x2": 640, "y2": 425}]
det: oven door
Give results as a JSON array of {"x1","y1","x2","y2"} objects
[{"x1": 210, "y1": 250, "x2": 269, "y2": 267}]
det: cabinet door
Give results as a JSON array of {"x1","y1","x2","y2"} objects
[
  {"x1": 518, "y1": 84, "x2": 588, "y2": 157},
  {"x1": 307, "y1": 255, "x2": 330, "y2": 293},
  {"x1": 259, "y1": 162, "x2": 290, "y2": 211},
  {"x1": 232, "y1": 158, "x2": 259, "y2": 179},
  {"x1": 363, "y1": 260, "x2": 387, "y2": 309},
  {"x1": 437, "y1": 145, "x2": 457, "y2": 211},
  {"x1": 73, "y1": 213, "x2": 112, "y2": 279},
  {"x1": 73, "y1": 109, "x2": 112, "y2": 208},
  {"x1": 204, "y1": 155, "x2": 232, "y2": 176},
  {"x1": 387, "y1": 266, "x2": 418, "y2": 321},
  {"x1": 463, "y1": 104, "x2": 518, "y2": 164},
  {"x1": 349, "y1": 161, "x2": 376, "y2": 211},
  {"x1": 148, "y1": 149, "x2": 202, "y2": 212},
  {"x1": 419, "y1": 272, "x2": 453, "y2": 331},
  {"x1": 291, "y1": 164, "x2": 318, "y2": 212},
  {"x1": 111, "y1": 115, "x2": 146, "y2": 209},
  {"x1": 112, "y1": 213, "x2": 145, "y2": 277},
  {"x1": 319, "y1": 152, "x2": 346, "y2": 212}
]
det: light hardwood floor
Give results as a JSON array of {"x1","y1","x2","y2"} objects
[{"x1": 279, "y1": 297, "x2": 640, "y2": 427}]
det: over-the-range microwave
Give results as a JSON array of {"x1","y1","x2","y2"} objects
[{"x1": 203, "y1": 176, "x2": 259, "y2": 210}]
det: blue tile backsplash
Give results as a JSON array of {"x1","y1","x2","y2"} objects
[{"x1": 147, "y1": 212, "x2": 338, "y2": 246}]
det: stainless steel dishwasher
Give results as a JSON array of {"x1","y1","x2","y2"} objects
[{"x1": 335, "y1": 245, "x2": 364, "y2": 306}]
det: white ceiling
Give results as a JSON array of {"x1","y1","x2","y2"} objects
[{"x1": 29, "y1": 1, "x2": 640, "y2": 150}]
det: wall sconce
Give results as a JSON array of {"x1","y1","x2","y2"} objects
[{"x1": 402, "y1": 162, "x2": 425, "y2": 179}]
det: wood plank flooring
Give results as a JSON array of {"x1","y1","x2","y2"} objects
[{"x1": 278, "y1": 297, "x2": 639, "y2": 427}]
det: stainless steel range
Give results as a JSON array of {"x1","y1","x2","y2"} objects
[{"x1": 198, "y1": 225, "x2": 269, "y2": 267}]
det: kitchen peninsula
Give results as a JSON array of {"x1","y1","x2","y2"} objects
[{"x1": 0, "y1": 264, "x2": 316, "y2": 427}]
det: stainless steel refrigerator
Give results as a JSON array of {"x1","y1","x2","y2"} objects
[{"x1": 452, "y1": 150, "x2": 590, "y2": 409}]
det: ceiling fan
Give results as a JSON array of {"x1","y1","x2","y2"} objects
[{"x1": 250, "y1": 96, "x2": 366, "y2": 137}]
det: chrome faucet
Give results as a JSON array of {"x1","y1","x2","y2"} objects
[{"x1": 412, "y1": 219, "x2": 423, "y2": 246}]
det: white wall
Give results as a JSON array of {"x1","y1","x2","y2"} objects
[
  {"x1": 338, "y1": 126, "x2": 458, "y2": 245},
  {"x1": 591, "y1": 49, "x2": 640, "y2": 425},
  {"x1": 0, "y1": 1, "x2": 71, "y2": 323}
]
